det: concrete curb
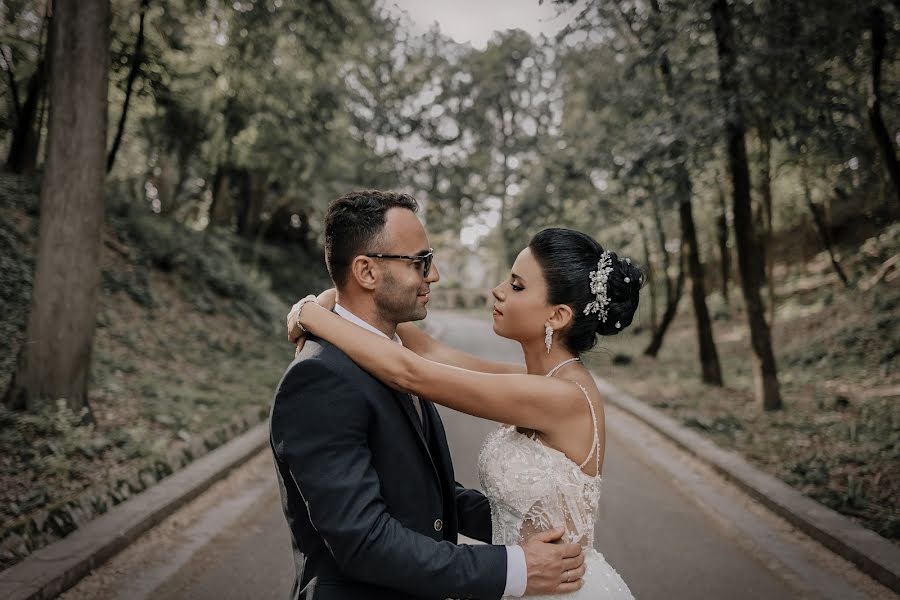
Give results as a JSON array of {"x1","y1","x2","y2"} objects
[
  {"x1": 594, "y1": 376, "x2": 900, "y2": 594},
  {"x1": 0, "y1": 423, "x2": 269, "y2": 600}
]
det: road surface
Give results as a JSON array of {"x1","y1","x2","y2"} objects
[{"x1": 62, "y1": 310, "x2": 892, "y2": 600}]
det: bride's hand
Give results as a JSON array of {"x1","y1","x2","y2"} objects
[{"x1": 287, "y1": 288, "x2": 337, "y2": 354}]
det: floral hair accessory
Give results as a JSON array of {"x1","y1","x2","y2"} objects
[{"x1": 584, "y1": 250, "x2": 613, "y2": 322}]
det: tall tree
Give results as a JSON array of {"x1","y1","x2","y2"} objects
[
  {"x1": 715, "y1": 178, "x2": 731, "y2": 304},
  {"x1": 647, "y1": 0, "x2": 722, "y2": 385},
  {"x1": 644, "y1": 196, "x2": 686, "y2": 357},
  {"x1": 4, "y1": 0, "x2": 110, "y2": 413},
  {"x1": 867, "y1": 5, "x2": 900, "y2": 205},
  {"x1": 107, "y1": 0, "x2": 149, "y2": 173},
  {"x1": 3, "y1": 1, "x2": 49, "y2": 174},
  {"x1": 710, "y1": 0, "x2": 781, "y2": 410},
  {"x1": 638, "y1": 218, "x2": 658, "y2": 331},
  {"x1": 748, "y1": 0, "x2": 779, "y2": 326},
  {"x1": 453, "y1": 31, "x2": 551, "y2": 276},
  {"x1": 592, "y1": 0, "x2": 722, "y2": 383},
  {"x1": 800, "y1": 157, "x2": 852, "y2": 287}
]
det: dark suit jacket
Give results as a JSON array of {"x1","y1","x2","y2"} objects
[{"x1": 270, "y1": 335, "x2": 507, "y2": 600}]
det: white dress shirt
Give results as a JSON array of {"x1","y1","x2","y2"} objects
[{"x1": 333, "y1": 304, "x2": 528, "y2": 597}]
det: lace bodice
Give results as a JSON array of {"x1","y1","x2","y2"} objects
[{"x1": 477, "y1": 376, "x2": 603, "y2": 549}]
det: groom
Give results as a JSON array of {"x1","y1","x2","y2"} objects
[{"x1": 270, "y1": 190, "x2": 584, "y2": 599}]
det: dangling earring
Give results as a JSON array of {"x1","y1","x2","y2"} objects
[{"x1": 545, "y1": 324, "x2": 554, "y2": 353}]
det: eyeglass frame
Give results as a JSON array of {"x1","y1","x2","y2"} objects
[{"x1": 364, "y1": 249, "x2": 435, "y2": 277}]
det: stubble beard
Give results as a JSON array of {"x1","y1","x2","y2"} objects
[{"x1": 377, "y1": 271, "x2": 426, "y2": 325}]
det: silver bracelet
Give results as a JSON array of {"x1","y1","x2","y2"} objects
[{"x1": 295, "y1": 295, "x2": 318, "y2": 334}]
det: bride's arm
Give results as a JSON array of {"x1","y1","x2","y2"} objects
[
  {"x1": 287, "y1": 290, "x2": 523, "y2": 374},
  {"x1": 298, "y1": 302, "x2": 581, "y2": 431},
  {"x1": 395, "y1": 322, "x2": 524, "y2": 375}
]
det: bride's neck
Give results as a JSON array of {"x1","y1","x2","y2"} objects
[{"x1": 521, "y1": 339, "x2": 577, "y2": 376}]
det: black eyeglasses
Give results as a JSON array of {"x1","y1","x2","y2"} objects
[{"x1": 364, "y1": 249, "x2": 434, "y2": 277}]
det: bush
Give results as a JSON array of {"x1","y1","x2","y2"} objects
[
  {"x1": 108, "y1": 207, "x2": 286, "y2": 325},
  {"x1": 0, "y1": 401, "x2": 96, "y2": 482}
]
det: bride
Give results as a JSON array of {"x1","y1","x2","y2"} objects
[{"x1": 288, "y1": 227, "x2": 639, "y2": 599}]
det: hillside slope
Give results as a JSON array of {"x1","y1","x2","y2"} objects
[{"x1": 0, "y1": 174, "x2": 329, "y2": 568}]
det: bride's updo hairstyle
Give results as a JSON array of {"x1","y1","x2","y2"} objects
[{"x1": 529, "y1": 228, "x2": 644, "y2": 354}]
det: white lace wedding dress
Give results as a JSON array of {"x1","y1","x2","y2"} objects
[{"x1": 477, "y1": 369, "x2": 634, "y2": 599}]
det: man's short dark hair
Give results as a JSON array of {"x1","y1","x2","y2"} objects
[{"x1": 325, "y1": 190, "x2": 419, "y2": 287}]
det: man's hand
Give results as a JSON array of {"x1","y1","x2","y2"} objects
[
  {"x1": 287, "y1": 289, "x2": 337, "y2": 355},
  {"x1": 520, "y1": 527, "x2": 586, "y2": 596}
]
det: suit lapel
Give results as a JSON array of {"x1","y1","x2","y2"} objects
[
  {"x1": 422, "y1": 400, "x2": 456, "y2": 485},
  {"x1": 394, "y1": 390, "x2": 441, "y2": 481}
]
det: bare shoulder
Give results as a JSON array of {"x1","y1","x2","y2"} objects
[
  {"x1": 577, "y1": 373, "x2": 605, "y2": 406},
  {"x1": 536, "y1": 368, "x2": 606, "y2": 462}
]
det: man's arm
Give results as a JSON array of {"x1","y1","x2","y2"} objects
[
  {"x1": 271, "y1": 357, "x2": 507, "y2": 600},
  {"x1": 454, "y1": 483, "x2": 493, "y2": 544},
  {"x1": 454, "y1": 484, "x2": 532, "y2": 597}
]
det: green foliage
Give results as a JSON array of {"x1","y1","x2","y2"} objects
[
  {"x1": 0, "y1": 400, "x2": 95, "y2": 482},
  {"x1": 105, "y1": 196, "x2": 321, "y2": 322},
  {"x1": 0, "y1": 1, "x2": 47, "y2": 136},
  {"x1": 100, "y1": 0, "x2": 399, "y2": 240},
  {"x1": 6, "y1": 0, "x2": 896, "y2": 272},
  {"x1": 0, "y1": 0, "x2": 898, "y2": 564},
  {"x1": 0, "y1": 174, "x2": 38, "y2": 392}
]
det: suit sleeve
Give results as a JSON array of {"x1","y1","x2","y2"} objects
[
  {"x1": 455, "y1": 483, "x2": 494, "y2": 544},
  {"x1": 271, "y1": 358, "x2": 507, "y2": 600}
]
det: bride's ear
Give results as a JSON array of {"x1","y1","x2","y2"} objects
[{"x1": 547, "y1": 304, "x2": 574, "y2": 332}]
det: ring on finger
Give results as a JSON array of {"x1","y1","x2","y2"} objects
[{"x1": 564, "y1": 569, "x2": 570, "y2": 583}]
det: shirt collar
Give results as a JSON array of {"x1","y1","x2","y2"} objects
[{"x1": 334, "y1": 304, "x2": 403, "y2": 345}]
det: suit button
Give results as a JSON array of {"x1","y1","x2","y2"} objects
[{"x1": 434, "y1": 518, "x2": 443, "y2": 532}]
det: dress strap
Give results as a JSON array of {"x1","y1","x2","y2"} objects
[
  {"x1": 572, "y1": 382, "x2": 600, "y2": 474},
  {"x1": 546, "y1": 357, "x2": 580, "y2": 377},
  {"x1": 543, "y1": 361, "x2": 601, "y2": 476}
]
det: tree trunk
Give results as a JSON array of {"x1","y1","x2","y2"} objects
[
  {"x1": 648, "y1": 0, "x2": 722, "y2": 384},
  {"x1": 155, "y1": 149, "x2": 178, "y2": 214},
  {"x1": 497, "y1": 189, "x2": 510, "y2": 282},
  {"x1": 495, "y1": 101, "x2": 512, "y2": 282},
  {"x1": 711, "y1": 0, "x2": 781, "y2": 410},
  {"x1": 4, "y1": 0, "x2": 110, "y2": 414},
  {"x1": 4, "y1": 7, "x2": 49, "y2": 174},
  {"x1": 209, "y1": 165, "x2": 233, "y2": 226},
  {"x1": 644, "y1": 250, "x2": 686, "y2": 357},
  {"x1": 5, "y1": 56, "x2": 47, "y2": 174},
  {"x1": 867, "y1": 6, "x2": 900, "y2": 206},
  {"x1": 644, "y1": 198, "x2": 686, "y2": 357},
  {"x1": 643, "y1": 195, "x2": 681, "y2": 354},
  {"x1": 107, "y1": 0, "x2": 149, "y2": 173},
  {"x1": 233, "y1": 170, "x2": 266, "y2": 239},
  {"x1": 652, "y1": 194, "x2": 672, "y2": 303},
  {"x1": 801, "y1": 161, "x2": 851, "y2": 287},
  {"x1": 1, "y1": 49, "x2": 22, "y2": 127},
  {"x1": 758, "y1": 123, "x2": 776, "y2": 325},
  {"x1": 716, "y1": 182, "x2": 731, "y2": 304},
  {"x1": 234, "y1": 168, "x2": 252, "y2": 236},
  {"x1": 639, "y1": 218, "x2": 658, "y2": 331},
  {"x1": 34, "y1": 73, "x2": 48, "y2": 167},
  {"x1": 679, "y1": 191, "x2": 723, "y2": 385}
]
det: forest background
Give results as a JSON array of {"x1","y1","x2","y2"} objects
[{"x1": 0, "y1": 0, "x2": 898, "y2": 570}]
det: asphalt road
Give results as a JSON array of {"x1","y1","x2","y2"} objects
[{"x1": 61, "y1": 310, "x2": 891, "y2": 600}]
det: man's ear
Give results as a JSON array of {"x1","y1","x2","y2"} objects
[
  {"x1": 547, "y1": 303, "x2": 574, "y2": 332},
  {"x1": 350, "y1": 256, "x2": 379, "y2": 290}
]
